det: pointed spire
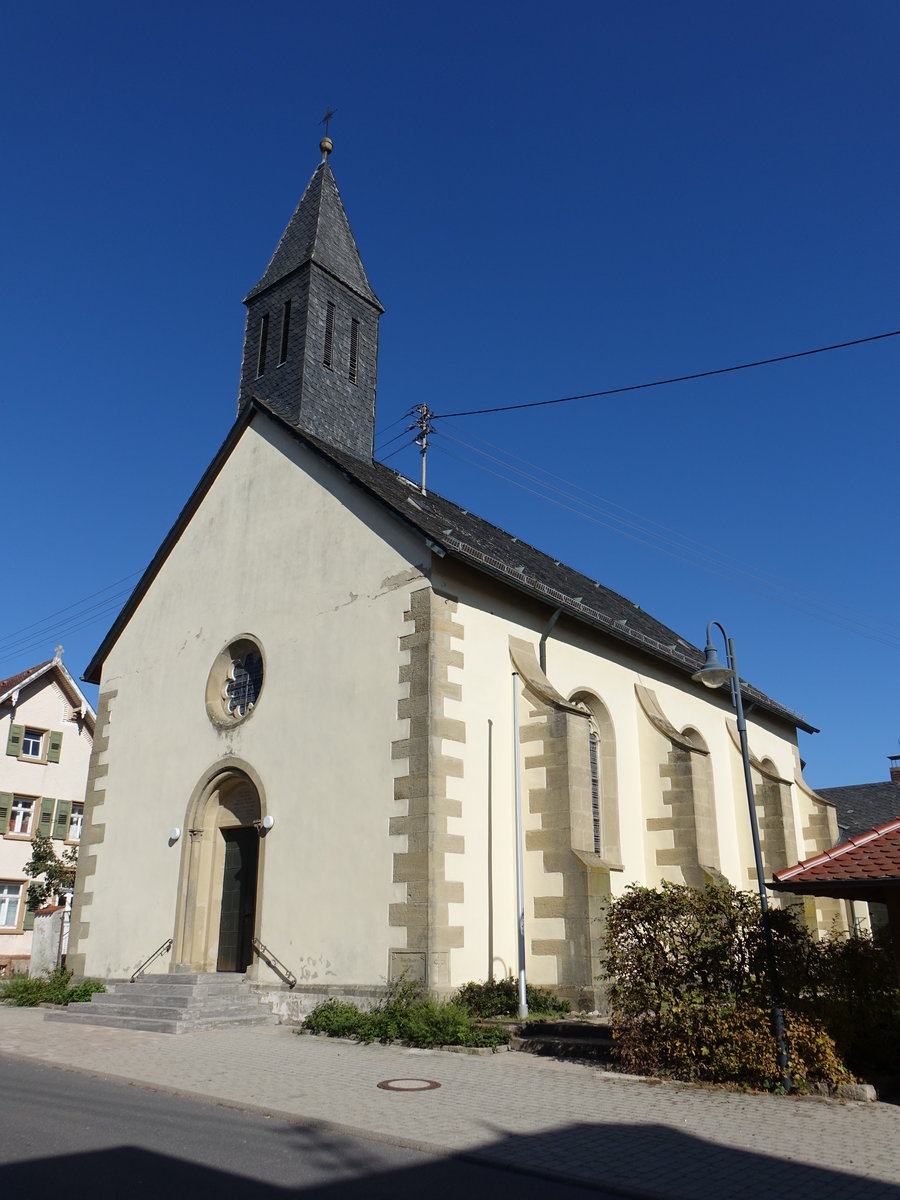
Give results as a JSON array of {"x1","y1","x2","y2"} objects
[
  {"x1": 244, "y1": 145, "x2": 382, "y2": 312},
  {"x1": 237, "y1": 136, "x2": 384, "y2": 460}
]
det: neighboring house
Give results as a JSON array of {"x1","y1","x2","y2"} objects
[
  {"x1": 0, "y1": 653, "x2": 95, "y2": 976},
  {"x1": 812, "y1": 756, "x2": 900, "y2": 933},
  {"x1": 67, "y1": 140, "x2": 839, "y2": 1010},
  {"x1": 773, "y1": 817, "x2": 900, "y2": 981},
  {"x1": 817, "y1": 757, "x2": 900, "y2": 842}
]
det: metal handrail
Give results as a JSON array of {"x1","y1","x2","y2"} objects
[
  {"x1": 130, "y1": 937, "x2": 173, "y2": 983},
  {"x1": 251, "y1": 936, "x2": 296, "y2": 989}
]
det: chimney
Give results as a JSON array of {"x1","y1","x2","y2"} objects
[{"x1": 889, "y1": 755, "x2": 900, "y2": 784}]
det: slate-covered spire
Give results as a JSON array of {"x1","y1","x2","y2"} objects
[{"x1": 238, "y1": 138, "x2": 384, "y2": 460}]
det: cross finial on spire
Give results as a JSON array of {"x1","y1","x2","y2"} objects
[
  {"x1": 319, "y1": 107, "x2": 337, "y2": 160},
  {"x1": 54, "y1": 644, "x2": 64, "y2": 661}
]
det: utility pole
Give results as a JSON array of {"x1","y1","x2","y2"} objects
[{"x1": 411, "y1": 403, "x2": 436, "y2": 494}]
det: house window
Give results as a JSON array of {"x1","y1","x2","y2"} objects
[
  {"x1": 256, "y1": 313, "x2": 269, "y2": 377},
  {"x1": 349, "y1": 318, "x2": 359, "y2": 383},
  {"x1": 6, "y1": 725, "x2": 62, "y2": 762},
  {"x1": 21, "y1": 729, "x2": 44, "y2": 759},
  {"x1": 68, "y1": 803, "x2": 84, "y2": 843},
  {"x1": 0, "y1": 883, "x2": 21, "y2": 929},
  {"x1": 8, "y1": 797, "x2": 34, "y2": 836},
  {"x1": 589, "y1": 731, "x2": 601, "y2": 853},
  {"x1": 323, "y1": 301, "x2": 335, "y2": 368},
  {"x1": 278, "y1": 298, "x2": 291, "y2": 365}
]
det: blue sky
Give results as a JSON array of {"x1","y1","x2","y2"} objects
[{"x1": 1, "y1": 2, "x2": 897, "y2": 790}]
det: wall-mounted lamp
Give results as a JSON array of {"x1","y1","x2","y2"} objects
[
  {"x1": 169, "y1": 827, "x2": 182, "y2": 844},
  {"x1": 261, "y1": 814, "x2": 275, "y2": 831}
]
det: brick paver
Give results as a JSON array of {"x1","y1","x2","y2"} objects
[{"x1": 0, "y1": 1006, "x2": 898, "y2": 1198}]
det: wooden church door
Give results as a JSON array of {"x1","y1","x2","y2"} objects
[{"x1": 216, "y1": 827, "x2": 258, "y2": 973}]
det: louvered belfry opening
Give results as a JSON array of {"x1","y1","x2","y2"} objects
[
  {"x1": 349, "y1": 318, "x2": 359, "y2": 384},
  {"x1": 278, "y1": 298, "x2": 292, "y2": 366},
  {"x1": 237, "y1": 151, "x2": 384, "y2": 460},
  {"x1": 323, "y1": 300, "x2": 336, "y2": 368}
]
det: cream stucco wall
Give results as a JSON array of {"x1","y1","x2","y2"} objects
[
  {"x1": 69, "y1": 418, "x2": 836, "y2": 1000},
  {"x1": 428, "y1": 556, "x2": 833, "y2": 993},
  {"x1": 71, "y1": 418, "x2": 430, "y2": 982},
  {"x1": 1, "y1": 671, "x2": 93, "y2": 969}
]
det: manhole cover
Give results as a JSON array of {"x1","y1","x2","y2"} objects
[{"x1": 376, "y1": 1078, "x2": 441, "y2": 1092}]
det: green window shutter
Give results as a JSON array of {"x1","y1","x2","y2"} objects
[
  {"x1": 47, "y1": 730, "x2": 63, "y2": 763},
  {"x1": 6, "y1": 724, "x2": 23, "y2": 756},
  {"x1": 38, "y1": 797, "x2": 55, "y2": 837},
  {"x1": 23, "y1": 905, "x2": 35, "y2": 931},
  {"x1": 53, "y1": 799, "x2": 72, "y2": 841},
  {"x1": 0, "y1": 792, "x2": 11, "y2": 830}
]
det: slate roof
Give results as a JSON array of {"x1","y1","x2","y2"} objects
[
  {"x1": 817, "y1": 781, "x2": 900, "y2": 842},
  {"x1": 244, "y1": 160, "x2": 383, "y2": 310},
  {"x1": 773, "y1": 818, "x2": 900, "y2": 898},
  {"x1": 83, "y1": 399, "x2": 816, "y2": 736}
]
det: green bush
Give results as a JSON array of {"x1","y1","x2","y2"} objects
[
  {"x1": 66, "y1": 977, "x2": 107, "y2": 1004},
  {"x1": 0, "y1": 974, "x2": 49, "y2": 1007},
  {"x1": 453, "y1": 978, "x2": 570, "y2": 1019},
  {"x1": 303, "y1": 998, "x2": 369, "y2": 1038},
  {"x1": 0, "y1": 967, "x2": 106, "y2": 1008},
  {"x1": 612, "y1": 1001, "x2": 850, "y2": 1090},
  {"x1": 804, "y1": 925, "x2": 900, "y2": 1081},
  {"x1": 303, "y1": 977, "x2": 508, "y2": 1049},
  {"x1": 602, "y1": 881, "x2": 855, "y2": 1090}
]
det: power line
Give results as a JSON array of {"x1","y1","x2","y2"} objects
[
  {"x1": 434, "y1": 328, "x2": 900, "y2": 420},
  {"x1": 374, "y1": 407, "x2": 416, "y2": 449},
  {"x1": 379, "y1": 436, "x2": 419, "y2": 465},
  {"x1": 433, "y1": 429, "x2": 900, "y2": 650},
  {"x1": 0, "y1": 570, "x2": 142, "y2": 648},
  {"x1": 374, "y1": 425, "x2": 417, "y2": 454}
]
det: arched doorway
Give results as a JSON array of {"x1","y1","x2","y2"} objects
[{"x1": 174, "y1": 767, "x2": 264, "y2": 974}]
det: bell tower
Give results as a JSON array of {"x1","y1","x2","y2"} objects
[{"x1": 238, "y1": 137, "x2": 384, "y2": 460}]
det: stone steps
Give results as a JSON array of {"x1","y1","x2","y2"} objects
[
  {"x1": 45, "y1": 971, "x2": 275, "y2": 1035},
  {"x1": 510, "y1": 1018, "x2": 615, "y2": 1064}
]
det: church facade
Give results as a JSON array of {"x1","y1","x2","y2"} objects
[{"x1": 67, "y1": 142, "x2": 841, "y2": 1009}]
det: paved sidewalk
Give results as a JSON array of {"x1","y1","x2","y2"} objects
[{"x1": 0, "y1": 1006, "x2": 898, "y2": 1199}]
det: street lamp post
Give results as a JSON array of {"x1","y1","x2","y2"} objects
[{"x1": 692, "y1": 620, "x2": 791, "y2": 1093}]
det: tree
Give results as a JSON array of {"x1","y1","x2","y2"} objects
[{"x1": 23, "y1": 833, "x2": 77, "y2": 911}]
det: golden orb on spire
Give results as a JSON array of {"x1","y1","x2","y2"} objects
[{"x1": 318, "y1": 108, "x2": 337, "y2": 161}]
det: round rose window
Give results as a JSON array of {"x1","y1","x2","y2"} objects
[{"x1": 206, "y1": 636, "x2": 265, "y2": 728}]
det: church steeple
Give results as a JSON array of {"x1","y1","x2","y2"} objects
[{"x1": 238, "y1": 139, "x2": 384, "y2": 460}]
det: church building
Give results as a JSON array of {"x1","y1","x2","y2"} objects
[{"x1": 67, "y1": 139, "x2": 841, "y2": 1011}]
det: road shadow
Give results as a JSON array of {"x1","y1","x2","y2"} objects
[{"x1": 2, "y1": 1118, "x2": 895, "y2": 1200}]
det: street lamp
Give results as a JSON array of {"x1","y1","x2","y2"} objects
[{"x1": 693, "y1": 620, "x2": 791, "y2": 1092}]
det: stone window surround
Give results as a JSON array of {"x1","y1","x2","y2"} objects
[
  {"x1": 21, "y1": 728, "x2": 45, "y2": 760},
  {"x1": 205, "y1": 635, "x2": 266, "y2": 730},
  {"x1": 0, "y1": 881, "x2": 24, "y2": 931},
  {"x1": 7, "y1": 795, "x2": 36, "y2": 838},
  {"x1": 66, "y1": 802, "x2": 84, "y2": 844},
  {"x1": 6, "y1": 723, "x2": 63, "y2": 764}
]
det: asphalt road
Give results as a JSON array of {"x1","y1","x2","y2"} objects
[{"x1": 1, "y1": 1057, "x2": 618, "y2": 1198}]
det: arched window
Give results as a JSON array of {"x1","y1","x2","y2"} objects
[
  {"x1": 570, "y1": 691, "x2": 621, "y2": 864},
  {"x1": 589, "y1": 729, "x2": 601, "y2": 853}
]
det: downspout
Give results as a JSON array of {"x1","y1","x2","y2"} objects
[{"x1": 538, "y1": 607, "x2": 563, "y2": 675}]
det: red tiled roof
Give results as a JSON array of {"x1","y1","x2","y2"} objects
[
  {"x1": 0, "y1": 660, "x2": 53, "y2": 698},
  {"x1": 774, "y1": 818, "x2": 900, "y2": 887}
]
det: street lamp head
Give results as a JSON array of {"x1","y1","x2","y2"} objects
[{"x1": 692, "y1": 642, "x2": 732, "y2": 689}]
